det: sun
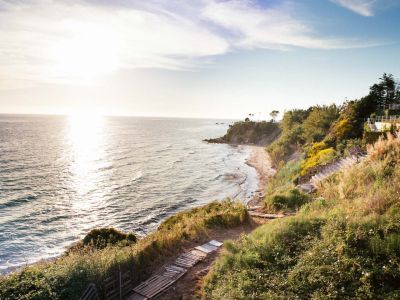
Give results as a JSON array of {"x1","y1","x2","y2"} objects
[{"x1": 48, "y1": 21, "x2": 120, "y2": 83}]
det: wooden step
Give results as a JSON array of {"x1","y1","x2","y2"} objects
[
  {"x1": 249, "y1": 211, "x2": 285, "y2": 219},
  {"x1": 133, "y1": 275, "x2": 175, "y2": 299}
]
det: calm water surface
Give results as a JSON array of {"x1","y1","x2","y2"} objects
[{"x1": 0, "y1": 115, "x2": 257, "y2": 272}]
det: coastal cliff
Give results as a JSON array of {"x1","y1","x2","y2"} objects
[{"x1": 205, "y1": 120, "x2": 281, "y2": 146}]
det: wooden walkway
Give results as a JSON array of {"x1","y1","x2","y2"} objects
[{"x1": 127, "y1": 240, "x2": 223, "y2": 300}]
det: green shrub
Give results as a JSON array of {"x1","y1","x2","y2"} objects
[
  {"x1": 78, "y1": 228, "x2": 137, "y2": 250},
  {"x1": 265, "y1": 189, "x2": 310, "y2": 212}
]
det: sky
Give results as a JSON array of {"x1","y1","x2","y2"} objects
[{"x1": 0, "y1": 0, "x2": 399, "y2": 119}]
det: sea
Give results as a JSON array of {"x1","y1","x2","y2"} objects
[{"x1": 0, "y1": 115, "x2": 258, "y2": 273}]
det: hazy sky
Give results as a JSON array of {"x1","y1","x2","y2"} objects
[{"x1": 0, "y1": 0, "x2": 399, "y2": 119}]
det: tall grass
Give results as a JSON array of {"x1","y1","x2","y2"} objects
[
  {"x1": 201, "y1": 135, "x2": 400, "y2": 299},
  {"x1": 0, "y1": 200, "x2": 248, "y2": 300},
  {"x1": 263, "y1": 159, "x2": 310, "y2": 213}
]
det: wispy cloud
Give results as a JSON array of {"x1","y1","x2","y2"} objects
[
  {"x1": 0, "y1": 0, "x2": 374, "y2": 88},
  {"x1": 202, "y1": 0, "x2": 354, "y2": 50},
  {"x1": 331, "y1": 0, "x2": 377, "y2": 16}
]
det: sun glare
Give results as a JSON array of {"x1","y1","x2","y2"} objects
[
  {"x1": 67, "y1": 111, "x2": 106, "y2": 197},
  {"x1": 49, "y1": 21, "x2": 120, "y2": 82}
]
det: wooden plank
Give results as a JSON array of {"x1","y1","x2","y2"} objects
[
  {"x1": 180, "y1": 252, "x2": 198, "y2": 259},
  {"x1": 136, "y1": 275, "x2": 174, "y2": 298},
  {"x1": 134, "y1": 275, "x2": 170, "y2": 295},
  {"x1": 127, "y1": 292, "x2": 148, "y2": 300},
  {"x1": 133, "y1": 264, "x2": 187, "y2": 298},
  {"x1": 189, "y1": 249, "x2": 207, "y2": 259},
  {"x1": 248, "y1": 211, "x2": 285, "y2": 219},
  {"x1": 209, "y1": 240, "x2": 223, "y2": 247},
  {"x1": 166, "y1": 264, "x2": 185, "y2": 272},
  {"x1": 196, "y1": 243, "x2": 218, "y2": 253},
  {"x1": 175, "y1": 257, "x2": 195, "y2": 264},
  {"x1": 195, "y1": 244, "x2": 216, "y2": 254},
  {"x1": 80, "y1": 283, "x2": 99, "y2": 300},
  {"x1": 174, "y1": 261, "x2": 193, "y2": 268},
  {"x1": 105, "y1": 291, "x2": 119, "y2": 300},
  {"x1": 134, "y1": 276, "x2": 161, "y2": 291}
]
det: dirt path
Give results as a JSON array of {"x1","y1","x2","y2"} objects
[{"x1": 155, "y1": 219, "x2": 267, "y2": 300}]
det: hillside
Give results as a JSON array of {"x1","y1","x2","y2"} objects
[
  {"x1": 205, "y1": 120, "x2": 280, "y2": 146},
  {"x1": 201, "y1": 134, "x2": 400, "y2": 299},
  {"x1": 200, "y1": 74, "x2": 400, "y2": 299}
]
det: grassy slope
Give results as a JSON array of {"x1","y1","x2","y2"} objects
[
  {"x1": 0, "y1": 200, "x2": 248, "y2": 300},
  {"x1": 201, "y1": 135, "x2": 400, "y2": 299}
]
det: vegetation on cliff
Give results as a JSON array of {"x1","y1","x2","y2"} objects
[
  {"x1": 0, "y1": 201, "x2": 248, "y2": 300},
  {"x1": 201, "y1": 134, "x2": 400, "y2": 299},
  {"x1": 268, "y1": 74, "x2": 400, "y2": 180},
  {"x1": 206, "y1": 120, "x2": 280, "y2": 145}
]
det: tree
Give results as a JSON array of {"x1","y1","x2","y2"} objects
[
  {"x1": 269, "y1": 110, "x2": 279, "y2": 122},
  {"x1": 370, "y1": 73, "x2": 397, "y2": 108},
  {"x1": 301, "y1": 105, "x2": 339, "y2": 143}
]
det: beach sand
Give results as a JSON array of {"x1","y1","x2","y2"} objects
[{"x1": 245, "y1": 145, "x2": 275, "y2": 208}]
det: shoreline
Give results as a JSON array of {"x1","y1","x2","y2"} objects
[
  {"x1": 245, "y1": 145, "x2": 275, "y2": 208},
  {"x1": 1, "y1": 145, "x2": 273, "y2": 276}
]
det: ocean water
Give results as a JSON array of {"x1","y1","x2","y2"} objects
[{"x1": 0, "y1": 115, "x2": 257, "y2": 272}]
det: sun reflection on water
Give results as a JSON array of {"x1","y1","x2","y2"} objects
[{"x1": 67, "y1": 113, "x2": 107, "y2": 210}]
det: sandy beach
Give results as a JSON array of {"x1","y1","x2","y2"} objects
[{"x1": 245, "y1": 145, "x2": 275, "y2": 208}]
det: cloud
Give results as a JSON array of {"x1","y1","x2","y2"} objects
[
  {"x1": 0, "y1": 0, "x2": 373, "y2": 88},
  {"x1": 331, "y1": 0, "x2": 376, "y2": 16},
  {"x1": 202, "y1": 0, "x2": 352, "y2": 50}
]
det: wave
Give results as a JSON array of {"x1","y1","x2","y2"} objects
[{"x1": 0, "y1": 193, "x2": 37, "y2": 210}]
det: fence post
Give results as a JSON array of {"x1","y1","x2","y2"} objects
[{"x1": 119, "y1": 266, "x2": 122, "y2": 300}]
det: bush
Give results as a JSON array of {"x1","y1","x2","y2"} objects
[
  {"x1": 333, "y1": 118, "x2": 353, "y2": 141},
  {"x1": 300, "y1": 146, "x2": 336, "y2": 177},
  {"x1": 265, "y1": 189, "x2": 310, "y2": 212},
  {"x1": 81, "y1": 228, "x2": 137, "y2": 250},
  {"x1": 262, "y1": 160, "x2": 302, "y2": 213}
]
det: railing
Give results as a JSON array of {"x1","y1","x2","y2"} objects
[
  {"x1": 388, "y1": 104, "x2": 400, "y2": 110},
  {"x1": 80, "y1": 269, "x2": 133, "y2": 300},
  {"x1": 367, "y1": 115, "x2": 400, "y2": 123}
]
